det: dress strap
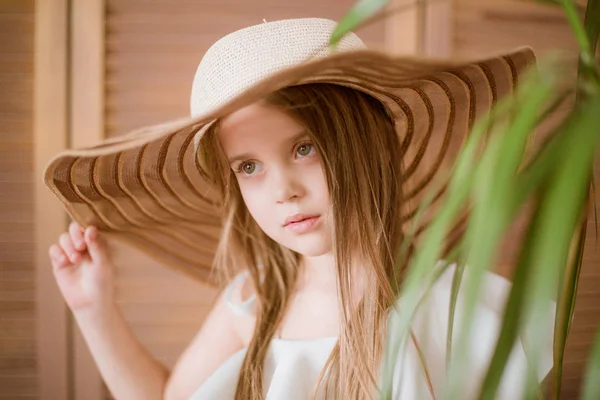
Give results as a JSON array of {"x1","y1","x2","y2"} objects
[{"x1": 224, "y1": 271, "x2": 257, "y2": 316}]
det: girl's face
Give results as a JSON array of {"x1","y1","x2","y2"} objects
[{"x1": 218, "y1": 102, "x2": 333, "y2": 257}]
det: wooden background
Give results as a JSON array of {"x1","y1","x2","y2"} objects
[
  {"x1": 0, "y1": 0, "x2": 596, "y2": 399},
  {"x1": 1, "y1": 0, "x2": 36, "y2": 398}
]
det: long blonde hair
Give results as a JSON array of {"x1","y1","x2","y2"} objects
[{"x1": 197, "y1": 83, "x2": 405, "y2": 399}]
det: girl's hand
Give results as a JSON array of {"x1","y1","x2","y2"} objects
[{"x1": 48, "y1": 222, "x2": 115, "y2": 313}]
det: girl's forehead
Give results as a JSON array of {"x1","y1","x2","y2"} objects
[{"x1": 218, "y1": 102, "x2": 304, "y2": 150}]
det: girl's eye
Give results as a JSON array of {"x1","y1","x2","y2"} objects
[
  {"x1": 296, "y1": 143, "x2": 315, "y2": 158},
  {"x1": 236, "y1": 161, "x2": 262, "y2": 176}
]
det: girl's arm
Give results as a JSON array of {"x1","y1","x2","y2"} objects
[
  {"x1": 73, "y1": 303, "x2": 170, "y2": 399},
  {"x1": 74, "y1": 288, "x2": 245, "y2": 400},
  {"x1": 49, "y1": 223, "x2": 245, "y2": 400}
]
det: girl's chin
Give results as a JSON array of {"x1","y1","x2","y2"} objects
[{"x1": 283, "y1": 238, "x2": 332, "y2": 257}]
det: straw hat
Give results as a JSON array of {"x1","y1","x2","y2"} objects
[{"x1": 43, "y1": 18, "x2": 535, "y2": 284}]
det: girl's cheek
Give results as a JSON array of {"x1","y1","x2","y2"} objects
[
  {"x1": 306, "y1": 160, "x2": 327, "y2": 184},
  {"x1": 236, "y1": 172, "x2": 261, "y2": 188},
  {"x1": 238, "y1": 179, "x2": 266, "y2": 207}
]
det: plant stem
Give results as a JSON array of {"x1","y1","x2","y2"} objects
[
  {"x1": 583, "y1": 0, "x2": 600, "y2": 55},
  {"x1": 561, "y1": 0, "x2": 593, "y2": 62}
]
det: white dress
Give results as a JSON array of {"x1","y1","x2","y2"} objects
[{"x1": 189, "y1": 264, "x2": 555, "y2": 399}]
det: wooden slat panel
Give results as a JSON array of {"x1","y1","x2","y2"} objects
[
  {"x1": 0, "y1": 280, "x2": 34, "y2": 302},
  {"x1": 0, "y1": 356, "x2": 36, "y2": 375},
  {"x1": 69, "y1": 2, "x2": 106, "y2": 399},
  {"x1": 104, "y1": 0, "x2": 386, "y2": 137},
  {"x1": 0, "y1": 319, "x2": 35, "y2": 339},
  {"x1": 0, "y1": 54, "x2": 34, "y2": 74},
  {"x1": 107, "y1": 0, "x2": 376, "y2": 16},
  {"x1": 33, "y1": 0, "x2": 70, "y2": 398},
  {"x1": 560, "y1": 198, "x2": 600, "y2": 398},
  {"x1": 0, "y1": 0, "x2": 38, "y2": 398},
  {"x1": 0, "y1": 259, "x2": 35, "y2": 271},
  {"x1": 0, "y1": 377, "x2": 37, "y2": 396}
]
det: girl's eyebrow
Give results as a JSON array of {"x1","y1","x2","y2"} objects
[
  {"x1": 287, "y1": 130, "x2": 310, "y2": 144},
  {"x1": 228, "y1": 152, "x2": 253, "y2": 165},
  {"x1": 227, "y1": 130, "x2": 309, "y2": 165}
]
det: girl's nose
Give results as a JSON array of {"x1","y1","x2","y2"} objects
[{"x1": 271, "y1": 167, "x2": 304, "y2": 204}]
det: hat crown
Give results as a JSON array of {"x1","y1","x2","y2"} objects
[{"x1": 189, "y1": 18, "x2": 366, "y2": 117}]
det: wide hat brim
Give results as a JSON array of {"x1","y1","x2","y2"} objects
[{"x1": 43, "y1": 47, "x2": 536, "y2": 285}]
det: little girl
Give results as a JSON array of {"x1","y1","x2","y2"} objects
[{"x1": 46, "y1": 18, "x2": 553, "y2": 400}]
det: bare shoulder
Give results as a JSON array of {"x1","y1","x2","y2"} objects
[
  {"x1": 163, "y1": 273, "x2": 256, "y2": 400},
  {"x1": 226, "y1": 272, "x2": 258, "y2": 347}
]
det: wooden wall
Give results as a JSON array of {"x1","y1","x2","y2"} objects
[{"x1": 0, "y1": 0, "x2": 37, "y2": 398}]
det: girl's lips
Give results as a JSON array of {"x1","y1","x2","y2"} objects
[{"x1": 285, "y1": 216, "x2": 321, "y2": 234}]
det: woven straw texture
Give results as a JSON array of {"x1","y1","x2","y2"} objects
[
  {"x1": 191, "y1": 19, "x2": 365, "y2": 118},
  {"x1": 43, "y1": 18, "x2": 536, "y2": 284}
]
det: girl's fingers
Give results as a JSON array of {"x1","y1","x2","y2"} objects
[
  {"x1": 69, "y1": 222, "x2": 86, "y2": 251},
  {"x1": 49, "y1": 244, "x2": 68, "y2": 269},
  {"x1": 59, "y1": 232, "x2": 81, "y2": 264}
]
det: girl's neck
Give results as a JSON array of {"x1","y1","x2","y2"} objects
[
  {"x1": 297, "y1": 253, "x2": 367, "y2": 298},
  {"x1": 297, "y1": 252, "x2": 337, "y2": 292}
]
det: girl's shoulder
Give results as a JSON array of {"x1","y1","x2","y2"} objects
[
  {"x1": 224, "y1": 271, "x2": 257, "y2": 314},
  {"x1": 223, "y1": 271, "x2": 257, "y2": 346}
]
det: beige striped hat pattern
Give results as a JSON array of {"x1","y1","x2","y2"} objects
[{"x1": 43, "y1": 18, "x2": 536, "y2": 284}]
